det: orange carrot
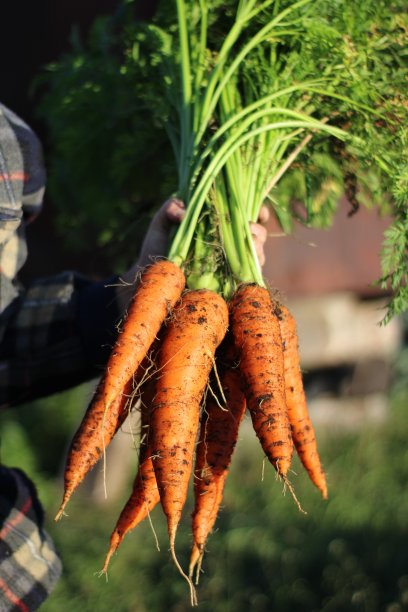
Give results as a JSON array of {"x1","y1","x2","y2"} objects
[
  {"x1": 150, "y1": 289, "x2": 228, "y2": 599},
  {"x1": 55, "y1": 377, "x2": 135, "y2": 521},
  {"x1": 55, "y1": 260, "x2": 184, "y2": 520},
  {"x1": 99, "y1": 260, "x2": 185, "y2": 411},
  {"x1": 189, "y1": 338, "x2": 246, "y2": 582},
  {"x1": 277, "y1": 303, "x2": 328, "y2": 499},
  {"x1": 230, "y1": 284, "x2": 293, "y2": 478},
  {"x1": 102, "y1": 377, "x2": 160, "y2": 573}
]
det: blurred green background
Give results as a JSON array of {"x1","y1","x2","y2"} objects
[{"x1": 0, "y1": 345, "x2": 407, "y2": 612}]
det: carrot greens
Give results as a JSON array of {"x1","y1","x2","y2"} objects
[
  {"x1": 165, "y1": 0, "x2": 353, "y2": 297},
  {"x1": 134, "y1": 0, "x2": 405, "y2": 313},
  {"x1": 40, "y1": 0, "x2": 407, "y2": 320}
]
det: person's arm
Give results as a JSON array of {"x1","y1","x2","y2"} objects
[{"x1": 0, "y1": 268, "x2": 119, "y2": 407}]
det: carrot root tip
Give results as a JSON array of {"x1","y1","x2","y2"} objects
[
  {"x1": 282, "y1": 475, "x2": 307, "y2": 515},
  {"x1": 169, "y1": 528, "x2": 198, "y2": 607},
  {"x1": 101, "y1": 549, "x2": 115, "y2": 575},
  {"x1": 54, "y1": 506, "x2": 68, "y2": 522},
  {"x1": 194, "y1": 551, "x2": 204, "y2": 587},
  {"x1": 95, "y1": 569, "x2": 109, "y2": 582},
  {"x1": 189, "y1": 544, "x2": 204, "y2": 585}
]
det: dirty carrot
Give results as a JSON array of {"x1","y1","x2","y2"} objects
[
  {"x1": 277, "y1": 303, "x2": 328, "y2": 499},
  {"x1": 102, "y1": 377, "x2": 160, "y2": 573},
  {"x1": 100, "y1": 260, "x2": 185, "y2": 411},
  {"x1": 190, "y1": 338, "x2": 246, "y2": 583},
  {"x1": 150, "y1": 289, "x2": 228, "y2": 604},
  {"x1": 55, "y1": 377, "x2": 135, "y2": 521},
  {"x1": 55, "y1": 261, "x2": 184, "y2": 520},
  {"x1": 230, "y1": 284, "x2": 293, "y2": 478}
]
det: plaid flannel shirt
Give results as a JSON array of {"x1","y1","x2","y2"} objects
[
  {"x1": 0, "y1": 467, "x2": 62, "y2": 611},
  {"x1": 0, "y1": 103, "x2": 123, "y2": 608}
]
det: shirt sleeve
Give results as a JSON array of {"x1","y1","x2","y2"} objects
[{"x1": 0, "y1": 270, "x2": 121, "y2": 408}]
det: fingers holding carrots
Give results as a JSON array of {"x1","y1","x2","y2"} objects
[{"x1": 250, "y1": 205, "x2": 270, "y2": 267}]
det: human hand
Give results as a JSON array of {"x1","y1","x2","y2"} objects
[
  {"x1": 117, "y1": 198, "x2": 185, "y2": 311},
  {"x1": 117, "y1": 199, "x2": 270, "y2": 311},
  {"x1": 134, "y1": 199, "x2": 270, "y2": 273},
  {"x1": 250, "y1": 205, "x2": 269, "y2": 267},
  {"x1": 136, "y1": 198, "x2": 186, "y2": 271}
]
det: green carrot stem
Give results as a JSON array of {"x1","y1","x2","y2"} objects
[
  {"x1": 169, "y1": 119, "x2": 347, "y2": 267},
  {"x1": 176, "y1": 0, "x2": 193, "y2": 198},
  {"x1": 189, "y1": 99, "x2": 333, "y2": 194},
  {"x1": 196, "y1": 0, "x2": 313, "y2": 144}
]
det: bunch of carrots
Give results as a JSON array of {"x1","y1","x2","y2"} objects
[{"x1": 55, "y1": 260, "x2": 327, "y2": 605}]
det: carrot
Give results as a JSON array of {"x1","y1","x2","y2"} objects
[
  {"x1": 150, "y1": 289, "x2": 228, "y2": 603},
  {"x1": 99, "y1": 259, "x2": 185, "y2": 411},
  {"x1": 277, "y1": 303, "x2": 328, "y2": 499},
  {"x1": 102, "y1": 377, "x2": 160, "y2": 573},
  {"x1": 55, "y1": 260, "x2": 185, "y2": 520},
  {"x1": 55, "y1": 377, "x2": 136, "y2": 521},
  {"x1": 189, "y1": 338, "x2": 246, "y2": 583},
  {"x1": 229, "y1": 284, "x2": 293, "y2": 478}
]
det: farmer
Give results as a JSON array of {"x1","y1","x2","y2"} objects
[{"x1": 0, "y1": 102, "x2": 269, "y2": 610}]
